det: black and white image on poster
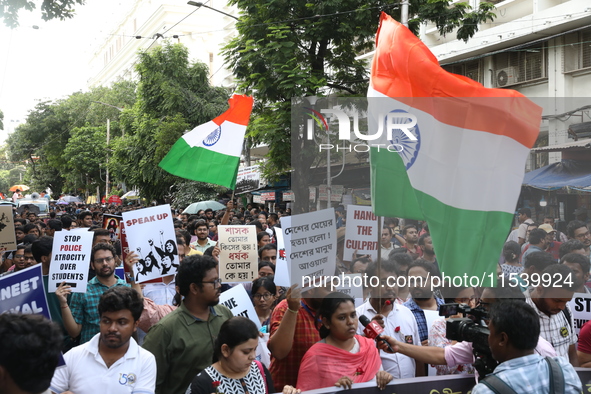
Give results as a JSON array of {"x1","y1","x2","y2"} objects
[{"x1": 122, "y1": 205, "x2": 178, "y2": 283}]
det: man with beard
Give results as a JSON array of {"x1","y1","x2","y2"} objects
[
  {"x1": 527, "y1": 264, "x2": 578, "y2": 366},
  {"x1": 356, "y1": 260, "x2": 423, "y2": 378},
  {"x1": 567, "y1": 220, "x2": 591, "y2": 258},
  {"x1": 402, "y1": 225, "x2": 422, "y2": 259},
  {"x1": 404, "y1": 260, "x2": 443, "y2": 346},
  {"x1": 417, "y1": 234, "x2": 441, "y2": 277},
  {"x1": 50, "y1": 287, "x2": 156, "y2": 394},
  {"x1": 56, "y1": 243, "x2": 130, "y2": 344},
  {"x1": 189, "y1": 219, "x2": 217, "y2": 253},
  {"x1": 142, "y1": 255, "x2": 233, "y2": 394},
  {"x1": 560, "y1": 252, "x2": 591, "y2": 293}
]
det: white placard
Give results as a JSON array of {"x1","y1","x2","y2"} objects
[
  {"x1": 273, "y1": 230, "x2": 290, "y2": 287},
  {"x1": 218, "y1": 225, "x2": 258, "y2": 282},
  {"x1": 48, "y1": 230, "x2": 94, "y2": 292},
  {"x1": 219, "y1": 284, "x2": 262, "y2": 329},
  {"x1": 568, "y1": 292, "x2": 591, "y2": 335},
  {"x1": 343, "y1": 205, "x2": 381, "y2": 261},
  {"x1": 281, "y1": 208, "x2": 336, "y2": 289},
  {"x1": 122, "y1": 205, "x2": 179, "y2": 283},
  {"x1": 332, "y1": 273, "x2": 365, "y2": 307}
]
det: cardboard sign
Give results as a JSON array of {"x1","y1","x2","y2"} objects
[
  {"x1": 48, "y1": 231, "x2": 93, "y2": 292},
  {"x1": 343, "y1": 205, "x2": 381, "y2": 261},
  {"x1": 218, "y1": 225, "x2": 258, "y2": 282},
  {"x1": 0, "y1": 205, "x2": 17, "y2": 251},
  {"x1": 273, "y1": 230, "x2": 291, "y2": 287},
  {"x1": 219, "y1": 284, "x2": 261, "y2": 330},
  {"x1": 102, "y1": 214, "x2": 122, "y2": 241},
  {"x1": 122, "y1": 205, "x2": 178, "y2": 283},
  {"x1": 281, "y1": 208, "x2": 336, "y2": 288},
  {"x1": 0, "y1": 265, "x2": 50, "y2": 318},
  {"x1": 568, "y1": 292, "x2": 591, "y2": 335},
  {"x1": 333, "y1": 273, "x2": 365, "y2": 307}
]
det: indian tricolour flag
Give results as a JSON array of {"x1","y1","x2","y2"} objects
[
  {"x1": 369, "y1": 13, "x2": 542, "y2": 281},
  {"x1": 159, "y1": 94, "x2": 254, "y2": 189}
]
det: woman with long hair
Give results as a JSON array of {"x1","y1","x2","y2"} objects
[{"x1": 296, "y1": 292, "x2": 392, "y2": 391}]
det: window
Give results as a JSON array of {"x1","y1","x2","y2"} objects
[
  {"x1": 442, "y1": 60, "x2": 483, "y2": 84},
  {"x1": 492, "y1": 44, "x2": 546, "y2": 87}
]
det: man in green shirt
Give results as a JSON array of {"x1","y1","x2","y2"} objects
[{"x1": 142, "y1": 254, "x2": 232, "y2": 394}]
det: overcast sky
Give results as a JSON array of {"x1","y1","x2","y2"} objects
[{"x1": 0, "y1": 0, "x2": 130, "y2": 142}]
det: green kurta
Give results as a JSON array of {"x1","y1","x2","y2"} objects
[{"x1": 142, "y1": 302, "x2": 233, "y2": 394}]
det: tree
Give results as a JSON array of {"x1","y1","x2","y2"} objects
[
  {"x1": 111, "y1": 42, "x2": 230, "y2": 203},
  {"x1": 224, "y1": 0, "x2": 495, "y2": 211},
  {"x1": 1, "y1": 0, "x2": 85, "y2": 28},
  {"x1": 0, "y1": 108, "x2": 3, "y2": 130}
]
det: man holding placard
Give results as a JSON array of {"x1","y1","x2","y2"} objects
[{"x1": 56, "y1": 243, "x2": 130, "y2": 344}]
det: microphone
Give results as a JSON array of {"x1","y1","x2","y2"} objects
[{"x1": 359, "y1": 315, "x2": 394, "y2": 353}]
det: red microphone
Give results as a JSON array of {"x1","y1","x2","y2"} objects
[{"x1": 359, "y1": 315, "x2": 394, "y2": 353}]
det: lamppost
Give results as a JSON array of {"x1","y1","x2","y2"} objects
[{"x1": 187, "y1": 1, "x2": 239, "y2": 20}]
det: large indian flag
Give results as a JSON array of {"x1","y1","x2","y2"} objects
[
  {"x1": 369, "y1": 13, "x2": 542, "y2": 281},
  {"x1": 159, "y1": 94, "x2": 254, "y2": 189}
]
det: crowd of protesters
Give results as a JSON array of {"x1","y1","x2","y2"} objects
[{"x1": 1, "y1": 201, "x2": 591, "y2": 394}]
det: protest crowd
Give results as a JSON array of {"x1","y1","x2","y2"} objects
[{"x1": 0, "y1": 196, "x2": 590, "y2": 394}]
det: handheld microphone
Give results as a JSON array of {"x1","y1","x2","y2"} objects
[{"x1": 359, "y1": 315, "x2": 394, "y2": 353}]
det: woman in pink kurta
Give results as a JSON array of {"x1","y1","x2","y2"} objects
[{"x1": 296, "y1": 293, "x2": 392, "y2": 391}]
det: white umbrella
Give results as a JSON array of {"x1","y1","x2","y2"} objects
[
  {"x1": 183, "y1": 201, "x2": 226, "y2": 214},
  {"x1": 122, "y1": 190, "x2": 140, "y2": 199}
]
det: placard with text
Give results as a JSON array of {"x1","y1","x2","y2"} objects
[
  {"x1": 48, "y1": 230, "x2": 93, "y2": 292},
  {"x1": 218, "y1": 225, "x2": 258, "y2": 282}
]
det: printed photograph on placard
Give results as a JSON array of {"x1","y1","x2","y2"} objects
[
  {"x1": 102, "y1": 214, "x2": 122, "y2": 241},
  {"x1": 122, "y1": 205, "x2": 178, "y2": 283}
]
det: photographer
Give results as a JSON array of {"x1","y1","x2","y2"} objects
[
  {"x1": 471, "y1": 300, "x2": 581, "y2": 393},
  {"x1": 376, "y1": 285, "x2": 555, "y2": 379}
]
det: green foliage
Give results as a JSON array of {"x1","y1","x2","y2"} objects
[
  {"x1": 1, "y1": 0, "x2": 86, "y2": 28},
  {"x1": 110, "y1": 42, "x2": 230, "y2": 203},
  {"x1": 224, "y1": 0, "x2": 495, "y2": 210},
  {"x1": 0, "y1": 108, "x2": 3, "y2": 130},
  {"x1": 6, "y1": 81, "x2": 136, "y2": 195},
  {"x1": 169, "y1": 181, "x2": 226, "y2": 209}
]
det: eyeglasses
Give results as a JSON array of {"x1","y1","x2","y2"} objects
[
  {"x1": 575, "y1": 230, "x2": 590, "y2": 238},
  {"x1": 253, "y1": 292, "x2": 273, "y2": 300},
  {"x1": 94, "y1": 256, "x2": 114, "y2": 265},
  {"x1": 14, "y1": 254, "x2": 25, "y2": 259},
  {"x1": 24, "y1": 256, "x2": 36, "y2": 261},
  {"x1": 201, "y1": 278, "x2": 222, "y2": 288}
]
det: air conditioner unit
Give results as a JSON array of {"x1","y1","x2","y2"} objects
[{"x1": 496, "y1": 67, "x2": 519, "y2": 87}]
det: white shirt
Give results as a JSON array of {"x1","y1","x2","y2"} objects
[
  {"x1": 142, "y1": 279, "x2": 176, "y2": 306},
  {"x1": 356, "y1": 299, "x2": 421, "y2": 378},
  {"x1": 526, "y1": 297, "x2": 576, "y2": 359},
  {"x1": 50, "y1": 333, "x2": 156, "y2": 394}
]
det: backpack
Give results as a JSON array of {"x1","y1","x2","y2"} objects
[{"x1": 480, "y1": 357, "x2": 565, "y2": 394}]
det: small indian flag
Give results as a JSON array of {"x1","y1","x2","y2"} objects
[
  {"x1": 159, "y1": 94, "x2": 254, "y2": 189},
  {"x1": 369, "y1": 13, "x2": 542, "y2": 280}
]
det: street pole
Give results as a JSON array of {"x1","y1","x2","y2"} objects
[
  {"x1": 106, "y1": 119, "x2": 110, "y2": 198},
  {"x1": 401, "y1": 0, "x2": 409, "y2": 27}
]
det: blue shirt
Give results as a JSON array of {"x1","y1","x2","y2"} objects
[
  {"x1": 404, "y1": 297, "x2": 444, "y2": 342},
  {"x1": 472, "y1": 354, "x2": 581, "y2": 394}
]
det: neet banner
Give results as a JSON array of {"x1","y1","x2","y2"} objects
[
  {"x1": 343, "y1": 205, "x2": 381, "y2": 261},
  {"x1": 219, "y1": 283, "x2": 261, "y2": 329},
  {"x1": 568, "y1": 292, "x2": 591, "y2": 335},
  {"x1": 281, "y1": 208, "x2": 336, "y2": 288},
  {"x1": 218, "y1": 225, "x2": 257, "y2": 282},
  {"x1": 0, "y1": 205, "x2": 17, "y2": 251},
  {"x1": 0, "y1": 264, "x2": 50, "y2": 318},
  {"x1": 122, "y1": 205, "x2": 179, "y2": 283},
  {"x1": 48, "y1": 231, "x2": 93, "y2": 292}
]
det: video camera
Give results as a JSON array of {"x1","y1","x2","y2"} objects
[{"x1": 440, "y1": 303, "x2": 498, "y2": 376}]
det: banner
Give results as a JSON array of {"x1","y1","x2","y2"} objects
[
  {"x1": 218, "y1": 284, "x2": 261, "y2": 330},
  {"x1": 122, "y1": 205, "x2": 178, "y2": 283},
  {"x1": 281, "y1": 208, "x2": 336, "y2": 289},
  {"x1": 102, "y1": 214, "x2": 122, "y2": 241},
  {"x1": 0, "y1": 204, "x2": 17, "y2": 251},
  {"x1": 568, "y1": 292, "x2": 591, "y2": 335},
  {"x1": 343, "y1": 205, "x2": 381, "y2": 261},
  {"x1": 218, "y1": 225, "x2": 258, "y2": 282},
  {"x1": 0, "y1": 264, "x2": 51, "y2": 318},
  {"x1": 235, "y1": 165, "x2": 262, "y2": 194},
  {"x1": 47, "y1": 231, "x2": 93, "y2": 292}
]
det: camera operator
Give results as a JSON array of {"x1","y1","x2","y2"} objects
[
  {"x1": 471, "y1": 300, "x2": 581, "y2": 393},
  {"x1": 375, "y1": 284, "x2": 556, "y2": 379}
]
